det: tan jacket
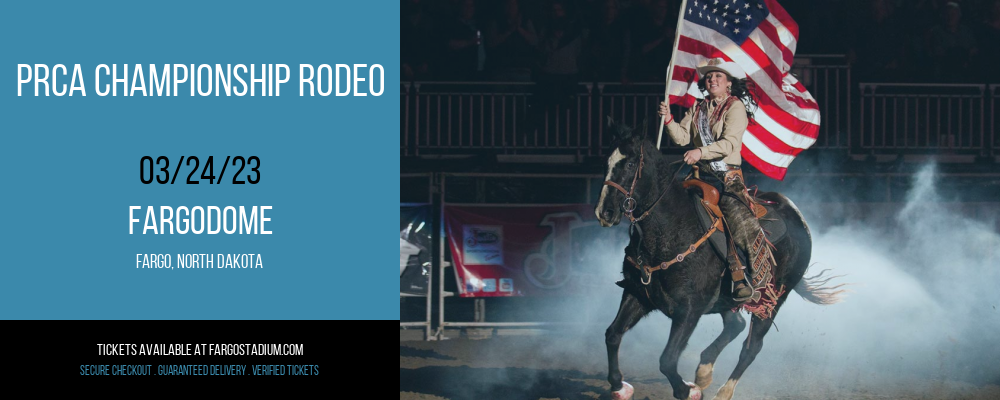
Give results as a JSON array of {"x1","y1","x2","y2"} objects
[{"x1": 665, "y1": 98, "x2": 748, "y2": 166}]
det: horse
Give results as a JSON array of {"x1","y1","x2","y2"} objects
[{"x1": 594, "y1": 122, "x2": 843, "y2": 400}]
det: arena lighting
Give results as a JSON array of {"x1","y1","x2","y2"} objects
[{"x1": 128, "y1": 206, "x2": 272, "y2": 234}]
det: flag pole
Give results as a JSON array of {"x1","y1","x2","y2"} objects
[{"x1": 657, "y1": 0, "x2": 689, "y2": 150}]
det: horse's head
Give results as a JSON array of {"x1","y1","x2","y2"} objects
[{"x1": 595, "y1": 118, "x2": 655, "y2": 227}]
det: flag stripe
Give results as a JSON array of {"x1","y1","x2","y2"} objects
[
  {"x1": 785, "y1": 73, "x2": 811, "y2": 97},
  {"x1": 743, "y1": 134, "x2": 795, "y2": 167},
  {"x1": 671, "y1": 65, "x2": 699, "y2": 90},
  {"x1": 752, "y1": 106, "x2": 817, "y2": 147},
  {"x1": 764, "y1": 14, "x2": 797, "y2": 55},
  {"x1": 753, "y1": 19, "x2": 793, "y2": 70},
  {"x1": 676, "y1": 37, "x2": 727, "y2": 62},
  {"x1": 756, "y1": 98, "x2": 820, "y2": 138},
  {"x1": 740, "y1": 38, "x2": 793, "y2": 94},
  {"x1": 669, "y1": 94, "x2": 697, "y2": 108},
  {"x1": 763, "y1": 0, "x2": 799, "y2": 39},
  {"x1": 739, "y1": 39, "x2": 821, "y2": 112},
  {"x1": 741, "y1": 144, "x2": 788, "y2": 180},
  {"x1": 747, "y1": 122, "x2": 805, "y2": 156}
]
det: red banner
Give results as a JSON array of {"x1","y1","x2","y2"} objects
[{"x1": 444, "y1": 205, "x2": 628, "y2": 297}]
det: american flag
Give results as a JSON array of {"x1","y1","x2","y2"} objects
[{"x1": 666, "y1": 0, "x2": 818, "y2": 180}]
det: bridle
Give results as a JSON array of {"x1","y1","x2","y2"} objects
[
  {"x1": 603, "y1": 144, "x2": 670, "y2": 225},
  {"x1": 602, "y1": 145, "x2": 721, "y2": 286}
]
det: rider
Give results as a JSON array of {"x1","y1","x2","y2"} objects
[{"x1": 657, "y1": 58, "x2": 774, "y2": 302}]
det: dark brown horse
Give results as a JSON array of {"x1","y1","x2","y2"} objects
[{"x1": 595, "y1": 124, "x2": 842, "y2": 400}]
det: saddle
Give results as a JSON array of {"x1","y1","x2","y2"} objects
[{"x1": 683, "y1": 178, "x2": 787, "y2": 286}]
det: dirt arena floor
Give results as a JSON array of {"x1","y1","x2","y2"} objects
[
  {"x1": 400, "y1": 326, "x2": 1000, "y2": 400},
  {"x1": 401, "y1": 210, "x2": 1000, "y2": 400}
]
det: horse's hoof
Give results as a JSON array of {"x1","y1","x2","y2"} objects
[
  {"x1": 685, "y1": 381, "x2": 703, "y2": 400},
  {"x1": 611, "y1": 381, "x2": 634, "y2": 400}
]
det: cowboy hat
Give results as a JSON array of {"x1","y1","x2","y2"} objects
[{"x1": 696, "y1": 58, "x2": 746, "y2": 80}]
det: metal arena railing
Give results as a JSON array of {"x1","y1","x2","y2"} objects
[
  {"x1": 400, "y1": 55, "x2": 853, "y2": 157},
  {"x1": 789, "y1": 55, "x2": 852, "y2": 149},
  {"x1": 402, "y1": 81, "x2": 592, "y2": 156},
  {"x1": 859, "y1": 83, "x2": 988, "y2": 156},
  {"x1": 403, "y1": 59, "x2": 1000, "y2": 162}
]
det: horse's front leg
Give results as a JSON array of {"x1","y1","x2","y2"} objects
[
  {"x1": 660, "y1": 308, "x2": 704, "y2": 400},
  {"x1": 606, "y1": 290, "x2": 650, "y2": 400}
]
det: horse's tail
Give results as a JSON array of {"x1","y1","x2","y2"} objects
[{"x1": 793, "y1": 266, "x2": 849, "y2": 305}]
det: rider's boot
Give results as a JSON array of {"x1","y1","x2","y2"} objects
[
  {"x1": 726, "y1": 244, "x2": 754, "y2": 302},
  {"x1": 720, "y1": 168, "x2": 775, "y2": 303}
]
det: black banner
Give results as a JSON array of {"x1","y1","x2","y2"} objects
[{"x1": 4, "y1": 321, "x2": 348, "y2": 388}]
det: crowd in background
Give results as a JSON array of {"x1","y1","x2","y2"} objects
[{"x1": 402, "y1": 0, "x2": 1000, "y2": 84}]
